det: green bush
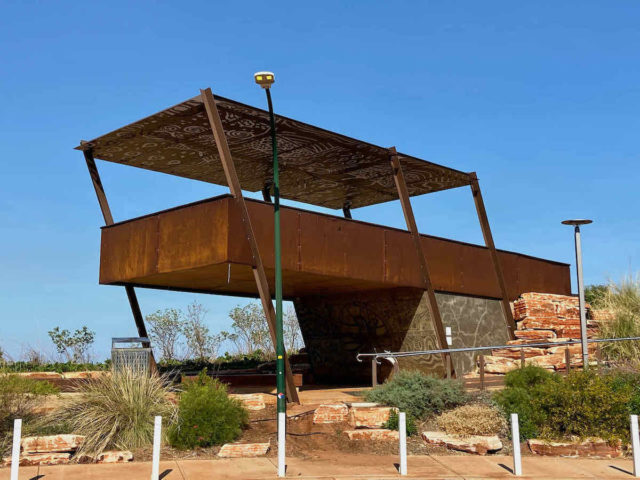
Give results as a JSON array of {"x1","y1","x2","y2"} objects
[
  {"x1": 537, "y1": 370, "x2": 631, "y2": 442},
  {"x1": 169, "y1": 371, "x2": 248, "y2": 449},
  {"x1": 364, "y1": 371, "x2": 467, "y2": 420},
  {"x1": 0, "y1": 373, "x2": 59, "y2": 429},
  {"x1": 54, "y1": 368, "x2": 177, "y2": 456},
  {"x1": 495, "y1": 367, "x2": 636, "y2": 442},
  {"x1": 383, "y1": 409, "x2": 417, "y2": 436},
  {"x1": 2, "y1": 361, "x2": 110, "y2": 373}
]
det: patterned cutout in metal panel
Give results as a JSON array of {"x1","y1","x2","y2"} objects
[{"x1": 76, "y1": 94, "x2": 471, "y2": 209}]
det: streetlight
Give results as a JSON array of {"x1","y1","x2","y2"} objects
[
  {"x1": 562, "y1": 219, "x2": 593, "y2": 368},
  {"x1": 254, "y1": 71, "x2": 286, "y2": 477}
]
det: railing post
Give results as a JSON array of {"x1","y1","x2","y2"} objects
[
  {"x1": 565, "y1": 348, "x2": 571, "y2": 375},
  {"x1": 511, "y1": 413, "x2": 522, "y2": 476},
  {"x1": 520, "y1": 349, "x2": 525, "y2": 368},
  {"x1": 399, "y1": 412, "x2": 407, "y2": 475},
  {"x1": 10, "y1": 418, "x2": 21, "y2": 480},
  {"x1": 479, "y1": 354, "x2": 485, "y2": 391},
  {"x1": 446, "y1": 326, "x2": 452, "y2": 379},
  {"x1": 371, "y1": 358, "x2": 378, "y2": 387},
  {"x1": 151, "y1": 416, "x2": 162, "y2": 480},
  {"x1": 632, "y1": 414, "x2": 640, "y2": 477}
]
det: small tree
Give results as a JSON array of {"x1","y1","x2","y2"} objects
[
  {"x1": 183, "y1": 301, "x2": 222, "y2": 361},
  {"x1": 284, "y1": 306, "x2": 304, "y2": 353},
  {"x1": 146, "y1": 309, "x2": 184, "y2": 361},
  {"x1": 48, "y1": 326, "x2": 95, "y2": 362},
  {"x1": 222, "y1": 303, "x2": 272, "y2": 355}
]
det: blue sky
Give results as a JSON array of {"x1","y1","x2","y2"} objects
[{"x1": 1, "y1": 1, "x2": 639, "y2": 360}]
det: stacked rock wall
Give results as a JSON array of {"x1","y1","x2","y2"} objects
[{"x1": 483, "y1": 292, "x2": 604, "y2": 373}]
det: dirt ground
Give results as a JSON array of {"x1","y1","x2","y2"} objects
[{"x1": 131, "y1": 404, "x2": 512, "y2": 462}]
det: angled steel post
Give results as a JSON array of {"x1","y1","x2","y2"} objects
[
  {"x1": 469, "y1": 173, "x2": 517, "y2": 340},
  {"x1": 389, "y1": 147, "x2": 454, "y2": 377},
  {"x1": 81, "y1": 145, "x2": 152, "y2": 348},
  {"x1": 200, "y1": 87, "x2": 299, "y2": 403}
]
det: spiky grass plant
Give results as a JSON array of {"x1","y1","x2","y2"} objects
[
  {"x1": 53, "y1": 368, "x2": 177, "y2": 457},
  {"x1": 597, "y1": 275, "x2": 640, "y2": 364}
]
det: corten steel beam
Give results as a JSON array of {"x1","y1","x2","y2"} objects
[
  {"x1": 388, "y1": 147, "x2": 454, "y2": 377},
  {"x1": 82, "y1": 146, "x2": 152, "y2": 348},
  {"x1": 200, "y1": 88, "x2": 300, "y2": 404},
  {"x1": 469, "y1": 172, "x2": 517, "y2": 340}
]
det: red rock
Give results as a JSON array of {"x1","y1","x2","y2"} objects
[
  {"x1": 422, "y1": 431, "x2": 502, "y2": 455},
  {"x1": 528, "y1": 438, "x2": 622, "y2": 458},
  {"x1": 491, "y1": 347, "x2": 546, "y2": 359},
  {"x1": 15, "y1": 372, "x2": 63, "y2": 379},
  {"x1": 21, "y1": 435, "x2": 85, "y2": 454},
  {"x1": 313, "y1": 404, "x2": 349, "y2": 424},
  {"x1": 344, "y1": 429, "x2": 399, "y2": 441},
  {"x1": 513, "y1": 293, "x2": 581, "y2": 322},
  {"x1": 527, "y1": 354, "x2": 566, "y2": 369},
  {"x1": 3, "y1": 453, "x2": 71, "y2": 466},
  {"x1": 482, "y1": 356, "x2": 519, "y2": 374},
  {"x1": 229, "y1": 393, "x2": 266, "y2": 410},
  {"x1": 218, "y1": 443, "x2": 270, "y2": 458},
  {"x1": 514, "y1": 329, "x2": 557, "y2": 340},
  {"x1": 62, "y1": 371, "x2": 106, "y2": 380},
  {"x1": 96, "y1": 450, "x2": 133, "y2": 463},
  {"x1": 349, "y1": 404, "x2": 395, "y2": 428}
]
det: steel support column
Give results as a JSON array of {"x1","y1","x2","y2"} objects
[
  {"x1": 81, "y1": 146, "x2": 152, "y2": 348},
  {"x1": 389, "y1": 147, "x2": 454, "y2": 377},
  {"x1": 200, "y1": 88, "x2": 299, "y2": 403},
  {"x1": 469, "y1": 173, "x2": 517, "y2": 340}
]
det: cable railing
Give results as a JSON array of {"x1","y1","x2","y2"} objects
[{"x1": 357, "y1": 336, "x2": 640, "y2": 389}]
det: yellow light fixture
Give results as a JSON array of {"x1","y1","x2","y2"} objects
[{"x1": 254, "y1": 71, "x2": 275, "y2": 89}]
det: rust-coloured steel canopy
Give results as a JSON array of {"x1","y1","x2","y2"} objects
[{"x1": 74, "y1": 94, "x2": 471, "y2": 209}]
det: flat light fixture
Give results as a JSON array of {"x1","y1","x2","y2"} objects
[
  {"x1": 254, "y1": 71, "x2": 275, "y2": 89},
  {"x1": 562, "y1": 219, "x2": 593, "y2": 226}
]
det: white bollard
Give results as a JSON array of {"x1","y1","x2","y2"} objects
[
  {"x1": 511, "y1": 413, "x2": 522, "y2": 476},
  {"x1": 399, "y1": 412, "x2": 407, "y2": 475},
  {"x1": 151, "y1": 416, "x2": 162, "y2": 480},
  {"x1": 10, "y1": 418, "x2": 22, "y2": 480},
  {"x1": 631, "y1": 414, "x2": 640, "y2": 477},
  {"x1": 278, "y1": 412, "x2": 286, "y2": 477}
]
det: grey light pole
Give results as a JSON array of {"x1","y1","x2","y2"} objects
[{"x1": 562, "y1": 219, "x2": 593, "y2": 368}]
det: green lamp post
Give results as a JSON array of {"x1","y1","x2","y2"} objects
[{"x1": 254, "y1": 71, "x2": 286, "y2": 416}]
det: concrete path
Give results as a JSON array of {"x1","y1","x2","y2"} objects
[{"x1": 1, "y1": 455, "x2": 637, "y2": 479}]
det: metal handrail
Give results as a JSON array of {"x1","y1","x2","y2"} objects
[{"x1": 356, "y1": 336, "x2": 640, "y2": 362}]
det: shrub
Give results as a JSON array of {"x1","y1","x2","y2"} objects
[
  {"x1": 597, "y1": 275, "x2": 640, "y2": 364},
  {"x1": 503, "y1": 364, "x2": 555, "y2": 390},
  {"x1": 437, "y1": 404, "x2": 507, "y2": 437},
  {"x1": 0, "y1": 373, "x2": 59, "y2": 430},
  {"x1": 383, "y1": 409, "x2": 417, "y2": 436},
  {"x1": 494, "y1": 367, "x2": 635, "y2": 442},
  {"x1": 53, "y1": 369, "x2": 176, "y2": 456},
  {"x1": 364, "y1": 371, "x2": 467, "y2": 419},
  {"x1": 168, "y1": 371, "x2": 248, "y2": 449},
  {"x1": 536, "y1": 370, "x2": 632, "y2": 442}
]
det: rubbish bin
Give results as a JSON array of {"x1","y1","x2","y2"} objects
[{"x1": 111, "y1": 337, "x2": 153, "y2": 375}]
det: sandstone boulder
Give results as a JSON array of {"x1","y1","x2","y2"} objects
[
  {"x1": 528, "y1": 438, "x2": 622, "y2": 458},
  {"x1": 218, "y1": 443, "x2": 270, "y2": 458},
  {"x1": 349, "y1": 405, "x2": 395, "y2": 428},
  {"x1": 313, "y1": 404, "x2": 349, "y2": 424},
  {"x1": 3, "y1": 453, "x2": 71, "y2": 467},
  {"x1": 21, "y1": 434, "x2": 85, "y2": 454},
  {"x1": 482, "y1": 356, "x2": 518, "y2": 374},
  {"x1": 514, "y1": 329, "x2": 556, "y2": 340},
  {"x1": 422, "y1": 431, "x2": 502, "y2": 455},
  {"x1": 96, "y1": 450, "x2": 134, "y2": 463}
]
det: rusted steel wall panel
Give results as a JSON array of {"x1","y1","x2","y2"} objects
[
  {"x1": 100, "y1": 196, "x2": 571, "y2": 299},
  {"x1": 156, "y1": 200, "x2": 229, "y2": 273},
  {"x1": 99, "y1": 215, "x2": 159, "y2": 284}
]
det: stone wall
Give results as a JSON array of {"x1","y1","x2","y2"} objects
[{"x1": 293, "y1": 288, "x2": 509, "y2": 383}]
